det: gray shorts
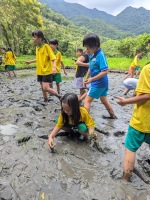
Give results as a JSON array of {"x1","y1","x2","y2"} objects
[{"x1": 73, "y1": 77, "x2": 84, "y2": 89}]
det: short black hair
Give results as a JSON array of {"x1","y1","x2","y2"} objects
[
  {"x1": 83, "y1": 33, "x2": 100, "y2": 48},
  {"x1": 76, "y1": 48, "x2": 83, "y2": 53},
  {"x1": 147, "y1": 40, "x2": 150, "y2": 44},
  {"x1": 136, "y1": 49, "x2": 142, "y2": 54},
  {"x1": 49, "y1": 38, "x2": 58, "y2": 45}
]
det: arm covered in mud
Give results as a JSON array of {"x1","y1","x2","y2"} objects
[
  {"x1": 116, "y1": 94, "x2": 150, "y2": 106},
  {"x1": 48, "y1": 126, "x2": 60, "y2": 148}
]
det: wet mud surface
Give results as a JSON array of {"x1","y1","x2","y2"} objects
[{"x1": 0, "y1": 70, "x2": 150, "y2": 200}]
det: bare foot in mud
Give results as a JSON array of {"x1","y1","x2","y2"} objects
[{"x1": 102, "y1": 115, "x2": 118, "y2": 119}]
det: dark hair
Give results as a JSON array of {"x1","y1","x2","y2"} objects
[
  {"x1": 7, "y1": 47, "x2": 12, "y2": 51},
  {"x1": 83, "y1": 33, "x2": 100, "y2": 48},
  {"x1": 136, "y1": 49, "x2": 142, "y2": 54},
  {"x1": 1, "y1": 48, "x2": 6, "y2": 51},
  {"x1": 147, "y1": 40, "x2": 150, "y2": 44},
  {"x1": 76, "y1": 48, "x2": 83, "y2": 53},
  {"x1": 61, "y1": 93, "x2": 81, "y2": 126},
  {"x1": 32, "y1": 30, "x2": 48, "y2": 43},
  {"x1": 49, "y1": 38, "x2": 58, "y2": 46}
]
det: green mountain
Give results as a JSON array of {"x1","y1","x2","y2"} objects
[
  {"x1": 38, "y1": 0, "x2": 150, "y2": 36},
  {"x1": 38, "y1": 0, "x2": 114, "y2": 22},
  {"x1": 71, "y1": 16, "x2": 130, "y2": 40},
  {"x1": 112, "y1": 7, "x2": 150, "y2": 35},
  {"x1": 38, "y1": 0, "x2": 131, "y2": 39}
]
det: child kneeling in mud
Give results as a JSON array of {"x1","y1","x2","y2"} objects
[
  {"x1": 48, "y1": 93, "x2": 96, "y2": 147},
  {"x1": 116, "y1": 64, "x2": 150, "y2": 181}
]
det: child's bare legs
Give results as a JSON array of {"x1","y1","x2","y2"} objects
[
  {"x1": 78, "y1": 92, "x2": 87, "y2": 101},
  {"x1": 80, "y1": 88, "x2": 85, "y2": 97},
  {"x1": 124, "y1": 88, "x2": 130, "y2": 95},
  {"x1": 100, "y1": 96, "x2": 116, "y2": 118},
  {"x1": 135, "y1": 70, "x2": 140, "y2": 78},
  {"x1": 5, "y1": 68, "x2": 11, "y2": 77},
  {"x1": 56, "y1": 83, "x2": 60, "y2": 94},
  {"x1": 42, "y1": 82, "x2": 60, "y2": 98},
  {"x1": 84, "y1": 96, "x2": 94, "y2": 112},
  {"x1": 123, "y1": 148, "x2": 136, "y2": 181},
  {"x1": 124, "y1": 66, "x2": 134, "y2": 79},
  {"x1": 12, "y1": 70, "x2": 16, "y2": 77},
  {"x1": 40, "y1": 82, "x2": 48, "y2": 102}
]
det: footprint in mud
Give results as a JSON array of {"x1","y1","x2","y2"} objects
[
  {"x1": 38, "y1": 135, "x2": 48, "y2": 139},
  {"x1": 113, "y1": 131, "x2": 125, "y2": 137},
  {"x1": 17, "y1": 136, "x2": 32, "y2": 145},
  {"x1": 110, "y1": 168, "x2": 123, "y2": 180},
  {"x1": 24, "y1": 122, "x2": 33, "y2": 127}
]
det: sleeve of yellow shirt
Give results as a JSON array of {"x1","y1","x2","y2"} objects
[
  {"x1": 136, "y1": 64, "x2": 150, "y2": 94},
  {"x1": 56, "y1": 113, "x2": 64, "y2": 128},
  {"x1": 80, "y1": 107, "x2": 96, "y2": 128},
  {"x1": 45, "y1": 44, "x2": 56, "y2": 61}
]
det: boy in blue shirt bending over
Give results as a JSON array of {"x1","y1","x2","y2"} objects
[{"x1": 83, "y1": 33, "x2": 116, "y2": 119}]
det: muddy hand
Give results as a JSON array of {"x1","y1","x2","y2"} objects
[{"x1": 114, "y1": 96, "x2": 127, "y2": 106}]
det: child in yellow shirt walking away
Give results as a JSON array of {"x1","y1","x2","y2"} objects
[{"x1": 49, "y1": 39, "x2": 67, "y2": 94}]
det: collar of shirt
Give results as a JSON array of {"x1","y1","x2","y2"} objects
[{"x1": 90, "y1": 48, "x2": 101, "y2": 60}]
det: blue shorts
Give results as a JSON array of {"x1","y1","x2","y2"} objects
[
  {"x1": 87, "y1": 87, "x2": 108, "y2": 99},
  {"x1": 125, "y1": 125, "x2": 150, "y2": 152}
]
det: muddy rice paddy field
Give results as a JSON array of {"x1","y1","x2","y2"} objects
[{"x1": 0, "y1": 70, "x2": 150, "y2": 200}]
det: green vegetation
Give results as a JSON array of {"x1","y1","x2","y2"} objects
[
  {"x1": 0, "y1": 55, "x2": 149, "y2": 72},
  {"x1": 107, "y1": 57, "x2": 149, "y2": 70},
  {"x1": 0, "y1": 0, "x2": 150, "y2": 72}
]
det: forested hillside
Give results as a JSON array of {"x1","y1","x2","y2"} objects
[
  {"x1": 39, "y1": 0, "x2": 150, "y2": 36},
  {"x1": 112, "y1": 7, "x2": 150, "y2": 35},
  {"x1": 71, "y1": 16, "x2": 131, "y2": 40},
  {"x1": 1, "y1": 0, "x2": 150, "y2": 58},
  {"x1": 0, "y1": 0, "x2": 90, "y2": 55}
]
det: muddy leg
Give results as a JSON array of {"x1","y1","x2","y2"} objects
[
  {"x1": 40, "y1": 82, "x2": 48, "y2": 102},
  {"x1": 56, "y1": 83, "x2": 60, "y2": 94},
  {"x1": 100, "y1": 96, "x2": 116, "y2": 118},
  {"x1": 123, "y1": 148, "x2": 136, "y2": 181},
  {"x1": 124, "y1": 88, "x2": 130, "y2": 95},
  {"x1": 84, "y1": 95, "x2": 94, "y2": 112},
  {"x1": 42, "y1": 82, "x2": 60, "y2": 99}
]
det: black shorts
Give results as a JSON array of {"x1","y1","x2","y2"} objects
[
  {"x1": 37, "y1": 74, "x2": 53, "y2": 83},
  {"x1": 5, "y1": 65, "x2": 8, "y2": 70}
]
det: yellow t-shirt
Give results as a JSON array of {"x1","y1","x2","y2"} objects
[
  {"x1": 130, "y1": 64, "x2": 150, "y2": 133},
  {"x1": 56, "y1": 106, "x2": 95, "y2": 128},
  {"x1": 54, "y1": 50, "x2": 63, "y2": 73},
  {"x1": 36, "y1": 44, "x2": 56, "y2": 75},
  {"x1": 130, "y1": 55, "x2": 139, "y2": 69},
  {"x1": 5, "y1": 51, "x2": 16, "y2": 65}
]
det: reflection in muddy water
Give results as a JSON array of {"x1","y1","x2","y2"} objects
[{"x1": 0, "y1": 70, "x2": 149, "y2": 200}]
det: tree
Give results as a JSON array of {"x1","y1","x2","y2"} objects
[{"x1": 0, "y1": 0, "x2": 42, "y2": 54}]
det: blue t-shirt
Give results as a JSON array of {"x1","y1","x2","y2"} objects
[{"x1": 89, "y1": 48, "x2": 108, "y2": 88}]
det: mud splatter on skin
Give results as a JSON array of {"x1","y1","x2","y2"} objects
[{"x1": 0, "y1": 70, "x2": 150, "y2": 200}]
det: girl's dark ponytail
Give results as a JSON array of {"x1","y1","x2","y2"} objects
[{"x1": 32, "y1": 30, "x2": 48, "y2": 44}]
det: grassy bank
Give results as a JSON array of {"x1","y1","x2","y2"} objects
[{"x1": 0, "y1": 55, "x2": 149, "y2": 71}]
